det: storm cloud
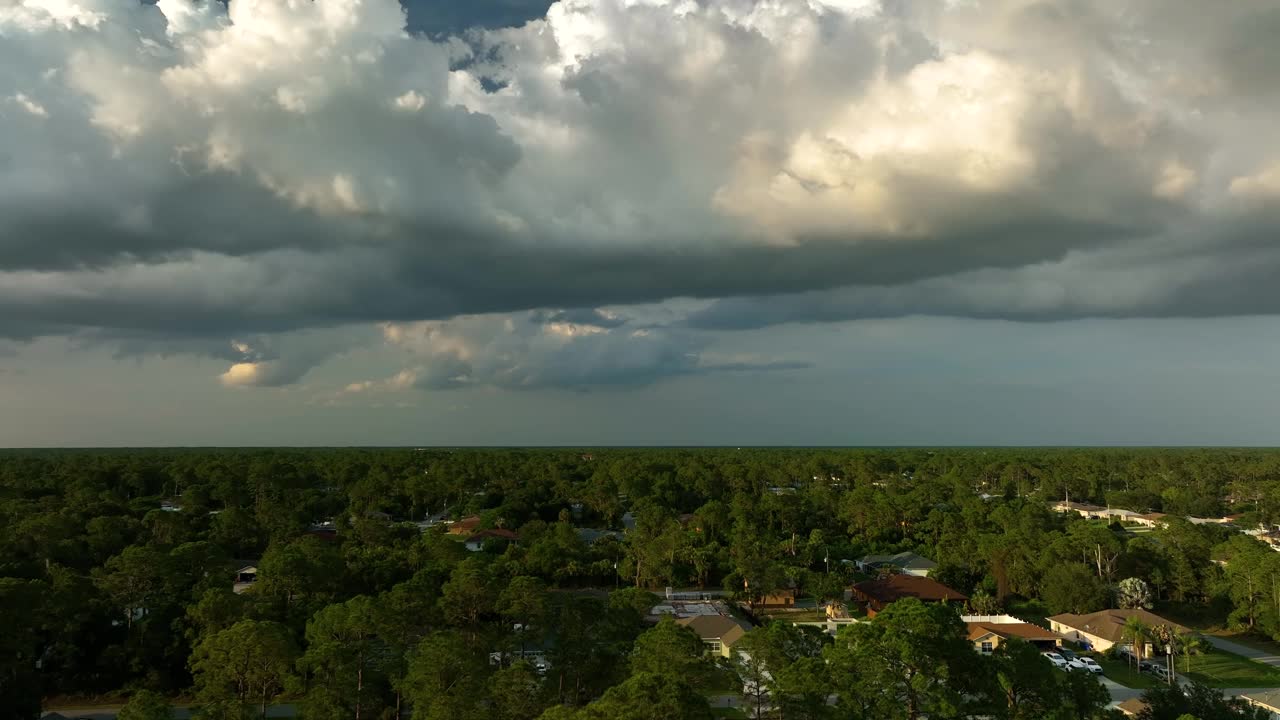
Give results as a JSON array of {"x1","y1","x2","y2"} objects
[{"x1": 2, "y1": 0, "x2": 1280, "y2": 394}]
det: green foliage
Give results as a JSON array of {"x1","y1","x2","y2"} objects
[
  {"x1": 5, "y1": 446, "x2": 1280, "y2": 715},
  {"x1": 119, "y1": 690, "x2": 175, "y2": 720},
  {"x1": 1138, "y1": 681, "x2": 1270, "y2": 720},
  {"x1": 190, "y1": 619, "x2": 297, "y2": 717},
  {"x1": 628, "y1": 617, "x2": 714, "y2": 690},
  {"x1": 1042, "y1": 564, "x2": 1110, "y2": 615}
]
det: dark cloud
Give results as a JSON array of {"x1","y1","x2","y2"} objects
[{"x1": 2, "y1": 0, "x2": 1279, "y2": 372}]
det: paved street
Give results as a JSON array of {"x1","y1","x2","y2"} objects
[{"x1": 1204, "y1": 636, "x2": 1280, "y2": 667}]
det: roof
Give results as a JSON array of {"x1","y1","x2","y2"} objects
[
  {"x1": 853, "y1": 575, "x2": 968, "y2": 603},
  {"x1": 677, "y1": 615, "x2": 749, "y2": 645},
  {"x1": 859, "y1": 551, "x2": 937, "y2": 571},
  {"x1": 966, "y1": 621, "x2": 1062, "y2": 643},
  {"x1": 1054, "y1": 501, "x2": 1105, "y2": 512},
  {"x1": 236, "y1": 565, "x2": 258, "y2": 574},
  {"x1": 468, "y1": 528, "x2": 518, "y2": 541},
  {"x1": 1138, "y1": 512, "x2": 1168, "y2": 521},
  {"x1": 451, "y1": 516, "x2": 482, "y2": 530},
  {"x1": 1047, "y1": 609, "x2": 1188, "y2": 643},
  {"x1": 1241, "y1": 689, "x2": 1280, "y2": 712},
  {"x1": 577, "y1": 528, "x2": 621, "y2": 544},
  {"x1": 1115, "y1": 698, "x2": 1148, "y2": 717}
]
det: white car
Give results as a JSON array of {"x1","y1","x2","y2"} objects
[
  {"x1": 1042, "y1": 652, "x2": 1068, "y2": 669},
  {"x1": 1076, "y1": 657, "x2": 1104, "y2": 674},
  {"x1": 1064, "y1": 658, "x2": 1090, "y2": 672}
]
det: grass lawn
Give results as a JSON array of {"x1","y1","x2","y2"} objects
[
  {"x1": 1182, "y1": 648, "x2": 1280, "y2": 688},
  {"x1": 1093, "y1": 655, "x2": 1160, "y2": 689}
]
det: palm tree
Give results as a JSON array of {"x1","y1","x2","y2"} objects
[
  {"x1": 1122, "y1": 617, "x2": 1150, "y2": 670},
  {"x1": 1180, "y1": 633, "x2": 1207, "y2": 673}
]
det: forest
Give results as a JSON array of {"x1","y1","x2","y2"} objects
[{"x1": 6, "y1": 447, "x2": 1280, "y2": 720}]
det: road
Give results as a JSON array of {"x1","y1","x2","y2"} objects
[{"x1": 1204, "y1": 636, "x2": 1280, "y2": 667}]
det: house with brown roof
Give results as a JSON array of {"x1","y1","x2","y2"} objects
[
  {"x1": 964, "y1": 619, "x2": 1063, "y2": 654},
  {"x1": 1047, "y1": 608, "x2": 1188, "y2": 652},
  {"x1": 677, "y1": 614, "x2": 750, "y2": 658},
  {"x1": 851, "y1": 575, "x2": 968, "y2": 617},
  {"x1": 447, "y1": 516, "x2": 482, "y2": 536},
  {"x1": 1115, "y1": 698, "x2": 1148, "y2": 717},
  {"x1": 464, "y1": 528, "x2": 519, "y2": 552}
]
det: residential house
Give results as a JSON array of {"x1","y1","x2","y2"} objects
[
  {"x1": 1099, "y1": 508, "x2": 1141, "y2": 522},
  {"x1": 1241, "y1": 690, "x2": 1280, "y2": 718},
  {"x1": 1115, "y1": 699, "x2": 1149, "y2": 717},
  {"x1": 233, "y1": 566, "x2": 258, "y2": 594},
  {"x1": 306, "y1": 520, "x2": 338, "y2": 540},
  {"x1": 1050, "y1": 501, "x2": 1107, "y2": 518},
  {"x1": 464, "y1": 528, "x2": 519, "y2": 552},
  {"x1": 677, "y1": 615, "x2": 749, "y2": 659},
  {"x1": 1047, "y1": 608, "x2": 1189, "y2": 653},
  {"x1": 448, "y1": 516, "x2": 482, "y2": 536},
  {"x1": 1131, "y1": 512, "x2": 1170, "y2": 529},
  {"x1": 962, "y1": 615, "x2": 1063, "y2": 654},
  {"x1": 856, "y1": 551, "x2": 938, "y2": 577},
  {"x1": 160, "y1": 500, "x2": 183, "y2": 512},
  {"x1": 851, "y1": 575, "x2": 968, "y2": 617}
]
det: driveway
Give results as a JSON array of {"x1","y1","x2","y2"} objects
[{"x1": 1204, "y1": 636, "x2": 1280, "y2": 667}]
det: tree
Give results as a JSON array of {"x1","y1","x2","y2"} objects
[
  {"x1": 825, "y1": 598, "x2": 980, "y2": 720},
  {"x1": 578, "y1": 672, "x2": 712, "y2": 720},
  {"x1": 1042, "y1": 564, "x2": 1110, "y2": 615},
  {"x1": 499, "y1": 576, "x2": 550, "y2": 655},
  {"x1": 628, "y1": 617, "x2": 714, "y2": 691},
  {"x1": 490, "y1": 661, "x2": 547, "y2": 720},
  {"x1": 988, "y1": 638, "x2": 1065, "y2": 719},
  {"x1": 968, "y1": 588, "x2": 1002, "y2": 616},
  {"x1": 1178, "y1": 632, "x2": 1208, "y2": 674},
  {"x1": 190, "y1": 620, "x2": 297, "y2": 720},
  {"x1": 440, "y1": 558, "x2": 495, "y2": 632},
  {"x1": 1122, "y1": 617, "x2": 1151, "y2": 671},
  {"x1": 401, "y1": 630, "x2": 488, "y2": 720},
  {"x1": 298, "y1": 595, "x2": 386, "y2": 720},
  {"x1": 1117, "y1": 578, "x2": 1154, "y2": 610},
  {"x1": 119, "y1": 690, "x2": 175, "y2": 720},
  {"x1": 1139, "y1": 681, "x2": 1270, "y2": 720}
]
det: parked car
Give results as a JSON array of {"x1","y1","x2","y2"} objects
[
  {"x1": 1147, "y1": 664, "x2": 1172, "y2": 681},
  {"x1": 1058, "y1": 648, "x2": 1077, "y2": 662},
  {"x1": 1077, "y1": 657, "x2": 1104, "y2": 675},
  {"x1": 1042, "y1": 652, "x2": 1069, "y2": 669},
  {"x1": 1139, "y1": 660, "x2": 1161, "y2": 674},
  {"x1": 1064, "y1": 657, "x2": 1089, "y2": 673}
]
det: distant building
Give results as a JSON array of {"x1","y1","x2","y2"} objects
[
  {"x1": 851, "y1": 575, "x2": 967, "y2": 617},
  {"x1": 856, "y1": 551, "x2": 938, "y2": 577},
  {"x1": 233, "y1": 566, "x2": 258, "y2": 594},
  {"x1": 576, "y1": 528, "x2": 622, "y2": 545},
  {"x1": 448, "y1": 516, "x2": 482, "y2": 536},
  {"x1": 464, "y1": 528, "x2": 519, "y2": 552},
  {"x1": 1131, "y1": 512, "x2": 1170, "y2": 528}
]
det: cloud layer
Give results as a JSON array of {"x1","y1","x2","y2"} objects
[{"x1": 2, "y1": 0, "x2": 1279, "y2": 388}]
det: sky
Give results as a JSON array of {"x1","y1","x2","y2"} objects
[{"x1": 2, "y1": 0, "x2": 1280, "y2": 447}]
